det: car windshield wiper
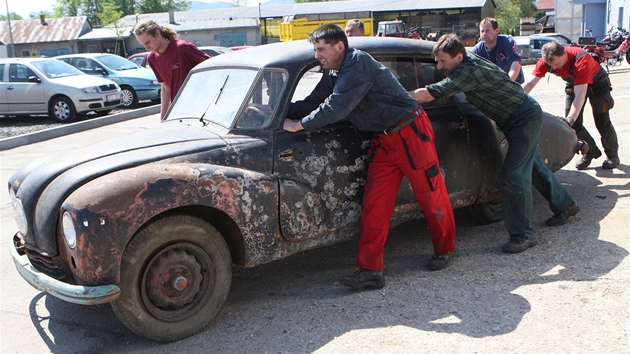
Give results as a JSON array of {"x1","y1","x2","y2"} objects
[{"x1": 200, "y1": 74, "x2": 229, "y2": 126}]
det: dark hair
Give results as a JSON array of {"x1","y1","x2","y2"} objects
[
  {"x1": 542, "y1": 41, "x2": 565, "y2": 62},
  {"x1": 480, "y1": 17, "x2": 499, "y2": 30},
  {"x1": 308, "y1": 24, "x2": 349, "y2": 51},
  {"x1": 432, "y1": 33, "x2": 466, "y2": 58},
  {"x1": 133, "y1": 19, "x2": 178, "y2": 41},
  {"x1": 348, "y1": 19, "x2": 364, "y2": 31}
]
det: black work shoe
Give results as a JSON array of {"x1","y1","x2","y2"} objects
[
  {"x1": 602, "y1": 156, "x2": 620, "y2": 169},
  {"x1": 426, "y1": 252, "x2": 455, "y2": 271},
  {"x1": 575, "y1": 149, "x2": 602, "y2": 170},
  {"x1": 340, "y1": 268, "x2": 385, "y2": 290},
  {"x1": 546, "y1": 201, "x2": 580, "y2": 226},
  {"x1": 503, "y1": 235, "x2": 538, "y2": 253}
]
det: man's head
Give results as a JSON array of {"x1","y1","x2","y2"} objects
[
  {"x1": 541, "y1": 41, "x2": 568, "y2": 70},
  {"x1": 345, "y1": 19, "x2": 365, "y2": 37},
  {"x1": 308, "y1": 24, "x2": 348, "y2": 71},
  {"x1": 432, "y1": 33, "x2": 466, "y2": 76},
  {"x1": 133, "y1": 19, "x2": 178, "y2": 54},
  {"x1": 479, "y1": 17, "x2": 500, "y2": 48}
]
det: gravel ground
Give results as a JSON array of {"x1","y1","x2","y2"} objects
[{"x1": 0, "y1": 102, "x2": 157, "y2": 139}]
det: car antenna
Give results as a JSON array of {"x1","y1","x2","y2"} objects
[{"x1": 200, "y1": 74, "x2": 230, "y2": 126}]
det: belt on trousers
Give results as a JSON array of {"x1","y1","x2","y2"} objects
[{"x1": 381, "y1": 110, "x2": 420, "y2": 135}]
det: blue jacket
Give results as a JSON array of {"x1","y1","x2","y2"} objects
[
  {"x1": 471, "y1": 35, "x2": 524, "y2": 83},
  {"x1": 288, "y1": 48, "x2": 419, "y2": 133}
]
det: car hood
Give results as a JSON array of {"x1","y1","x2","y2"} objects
[
  {"x1": 112, "y1": 67, "x2": 156, "y2": 80},
  {"x1": 52, "y1": 74, "x2": 118, "y2": 89},
  {"x1": 10, "y1": 122, "x2": 263, "y2": 254}
]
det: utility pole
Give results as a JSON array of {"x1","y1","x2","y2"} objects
[{"x1": 4, "y1": 0, "x2": 16, "y2": 57}]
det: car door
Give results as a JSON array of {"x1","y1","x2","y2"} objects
[{"x1": 6, "y1": 63, "x2": 46, "y2": 114}]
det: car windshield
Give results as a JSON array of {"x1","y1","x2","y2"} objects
[
  {"x1": 167, "y1": 67, "x2": 287, "y2": 128},
  {"x1": 97, "y1": 55, "x2": 139, "y2": 71},
  {"x1": 31, "y1": 60, "x2": 84, "y2": 78}
]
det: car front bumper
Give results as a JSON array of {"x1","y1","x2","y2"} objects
[{"x1": 10, "y1": 234, "x2": 121, "y2": 305}]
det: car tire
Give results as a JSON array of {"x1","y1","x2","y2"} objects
[
  {"x1": 49, "y1": 96, "x2": 77, "y2": 123},
  {"x1": 120, "y1": 86, "x2": 138, "y2": 108},
  {"x1": 111, "y1": 215, "x2": 232, "y2": 342},
  {"x1": 466, "y1": 197, "x2": 503, "y2": 224}
]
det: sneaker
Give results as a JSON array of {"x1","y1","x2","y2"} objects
[
  {"x1": 575, "y1": 149, "x2": 602, "y2": 170},
  {"x1": 426, "y1": 252, "x2": 455, "y2": 271},
  {"x1": 339, "y1": 268, "x2": 385, "y2": 290},
  {"x1": 546, "y1": 201, "x2": 580, "y2": 226},
  {"x1": 503, "y1": 235, "x2": 538, "y2": 253},
  {"x1": 602, "y1": 156, "x2": 620, "y2": 169}
]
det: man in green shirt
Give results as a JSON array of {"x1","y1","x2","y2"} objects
[{"x1": 410, "y1": 33, "x2": 579, "y2": 253}]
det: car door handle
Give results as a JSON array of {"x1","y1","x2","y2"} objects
[
  {"x1": 7, "y1": 86, "x2": 14, "y2": 90},
  {"x1": 279, "y1": 148, "x2": 303, "y2": 161}
]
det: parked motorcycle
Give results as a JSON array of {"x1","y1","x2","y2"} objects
[
  {"x1": 578, "y1": 28, "x2": 630, "y2": 72},
  {"x1": 600, "y1": 26, "x2": 629, "y2": 51}
]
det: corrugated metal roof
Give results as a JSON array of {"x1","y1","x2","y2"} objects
[
  {"x1": 0, "y1": 16, "x2": 90, "y2": 44},
  {"x1": 78, "y1": 28, "x2": 132, "y2": 41}
]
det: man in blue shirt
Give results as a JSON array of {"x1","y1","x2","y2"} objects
[
  {"x1": 471, "y1": 17, "x2": 524, "y2": 83},
  {"x1": 284, "y1": 24, "x2": 456, "y2": 290}
]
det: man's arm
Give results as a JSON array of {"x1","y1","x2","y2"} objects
[
  {"x1": 521, "y1": 75, "x2": 541, "y2": 94},
  {"x1": 160, "y1": 83, "x2": 170, "y2": 121},
  {"x1": 565, "y1": 84, "x2": 588, "y2": 125},
  {"x1": 508, "y1": 61, "x2": 522, "y2": 81},
  {"x1": 408, "y1": 88, "x2": 436, "y2": 103}
]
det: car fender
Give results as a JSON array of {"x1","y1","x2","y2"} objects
[{"x1": 60, "y1": 162, "x2": 279, "y2": 286}]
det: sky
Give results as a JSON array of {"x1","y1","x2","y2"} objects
[{"x1": 4, "y1": 0, "x2": 272, "y2": 20}]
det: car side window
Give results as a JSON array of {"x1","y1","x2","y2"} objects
[
  {"x1": 237, "y1": 69, "x2": 287, "y2": 129},
  {"x1": 9, "y1": 64, "x2": 37, "y2": 83}
]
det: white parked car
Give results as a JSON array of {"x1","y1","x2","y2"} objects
[{"x1": 0, "y1": 58, "x2": 122, "y2": 122}]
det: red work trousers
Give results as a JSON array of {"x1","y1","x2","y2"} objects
[{"x1": 356, "y1": 110, "x2": 456, "y2": 271}]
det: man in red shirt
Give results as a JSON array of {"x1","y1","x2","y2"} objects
[
  {"x1": 522, "y1": 42, "x2": 619, "y2": 170},
  {"x1": 133, "y1": 19, "x2": 211, "y2": 121}
]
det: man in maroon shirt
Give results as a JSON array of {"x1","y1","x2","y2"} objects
[
  {"x1": 133, "y1": 19, "x2": 211, "y2": 120},
  {"x1": 522, "y1": 42, "x2": 619, "y2": 170}
]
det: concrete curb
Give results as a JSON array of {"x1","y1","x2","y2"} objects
[{"x1": 0, "y1": 105, "x2": 161, "y2": 151}]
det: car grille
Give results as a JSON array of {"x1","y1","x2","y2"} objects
[
  {"x1": 99, "y1": 84, "x2": 118, "y2": 92},
  {"x1": 104, "y1": 100, "x2": 120, "y2": 107}
]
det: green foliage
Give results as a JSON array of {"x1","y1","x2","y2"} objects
[
  {"x1": 52, "y1": 0, "x2": 189, "y2": 26},
  {"x1": 494, "y1": 0, "x2": 521, "y2": 34},
  {"x1": 0, "y1": 12, "x2": 24, "y2": 21}
]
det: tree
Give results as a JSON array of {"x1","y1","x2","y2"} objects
[
  {"x1": 494, "y1": 0, "x2": 525, "y2": 34},
  {"x1": 0, "y1": 13, "x2": 24, "y2": 21}
]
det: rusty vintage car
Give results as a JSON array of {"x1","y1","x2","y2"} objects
[{"x1": 8, "y1": 37, "x2": 579, "y2": 342}]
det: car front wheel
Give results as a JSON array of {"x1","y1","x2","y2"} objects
[
  {"x1": 49, "y1": 96, "x2": 76, "y2": 123},
  {"x1": 111, "y1": 215, "x2": 232, "y2": 342},
  {"x1": 120, "y1": 86, "x2": 138, "y2": 108}
]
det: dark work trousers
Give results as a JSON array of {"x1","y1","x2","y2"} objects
[
  {"x1": 357, "y1": 110, "x2": 456, "y2": 272},
  {"x1": 565, "y1": 67, "x2": 619, "y2": 159},
  {"x1": 498, "y1": 96, "x2": 574, "y2": 241}
]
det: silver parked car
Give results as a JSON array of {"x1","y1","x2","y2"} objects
[
  {"x1": 56, "y1": 53, "x2": 161, "y2": 108},
  {"x1": 0, "y1": 57, "x2": 122, "y2": 122}
]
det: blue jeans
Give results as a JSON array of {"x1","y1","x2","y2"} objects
[{"x1": 498, "y1": 96, "x2": 574, "y2": 240}]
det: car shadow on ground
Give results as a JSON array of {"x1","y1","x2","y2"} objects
[{"x1": 29, "y1": 169, "x2": 627, "y2": 353}]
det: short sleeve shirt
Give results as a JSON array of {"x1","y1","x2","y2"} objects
[
  {"x1": 471, "y1": 35, "x2": 524, "y2": 83},
  {"x1": 148, "y1": 40, "x2": 211, "y2": 101},
  {"x1": 531, "y1": 46, "x2": 600, "y2": 86}
]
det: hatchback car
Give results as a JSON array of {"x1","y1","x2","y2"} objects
[
  {"x1": 0, "y1": 58, "x2": 122, "y2": 122},
  {"x1": 56, "y1": 53, "x2": 160, "y2": 108},
  {"x1": 9, "y1": 37, "x2": 579, "y2": 342},
  {"x1": 513, "y1": 35, "x2": 556, "y2": 64}
]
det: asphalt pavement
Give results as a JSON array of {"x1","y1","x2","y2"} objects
[{"x1": 0, "y1": 63, "x2": 628, "y2": 353}]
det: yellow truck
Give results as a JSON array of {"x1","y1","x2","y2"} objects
[{"x1": 280, "y1": 13, "x2": 373, "y2": 41}]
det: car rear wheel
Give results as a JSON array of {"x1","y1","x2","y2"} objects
[
  {"x1": 49, "y1": 96, "x2": 76, "y2": 123},
  {"x1": 466, "y1": 197, "x2": 503, "y2": 224},
  {"x1": 111, "y1": 215, "x2": 232, "y2": 342},
  {"x1": 120, "y1": 86, "x2": 138, "y2": 108}
]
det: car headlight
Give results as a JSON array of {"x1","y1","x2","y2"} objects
[
  {"x1": 12, "y1": 198, "x2": 28, "y2": 235},
  {"x1": 83, "y1": 86, "x2": 99, "y2": 94},
  {"x1": 62, "y1": 211, "x2": 77, "y2": 249}
]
